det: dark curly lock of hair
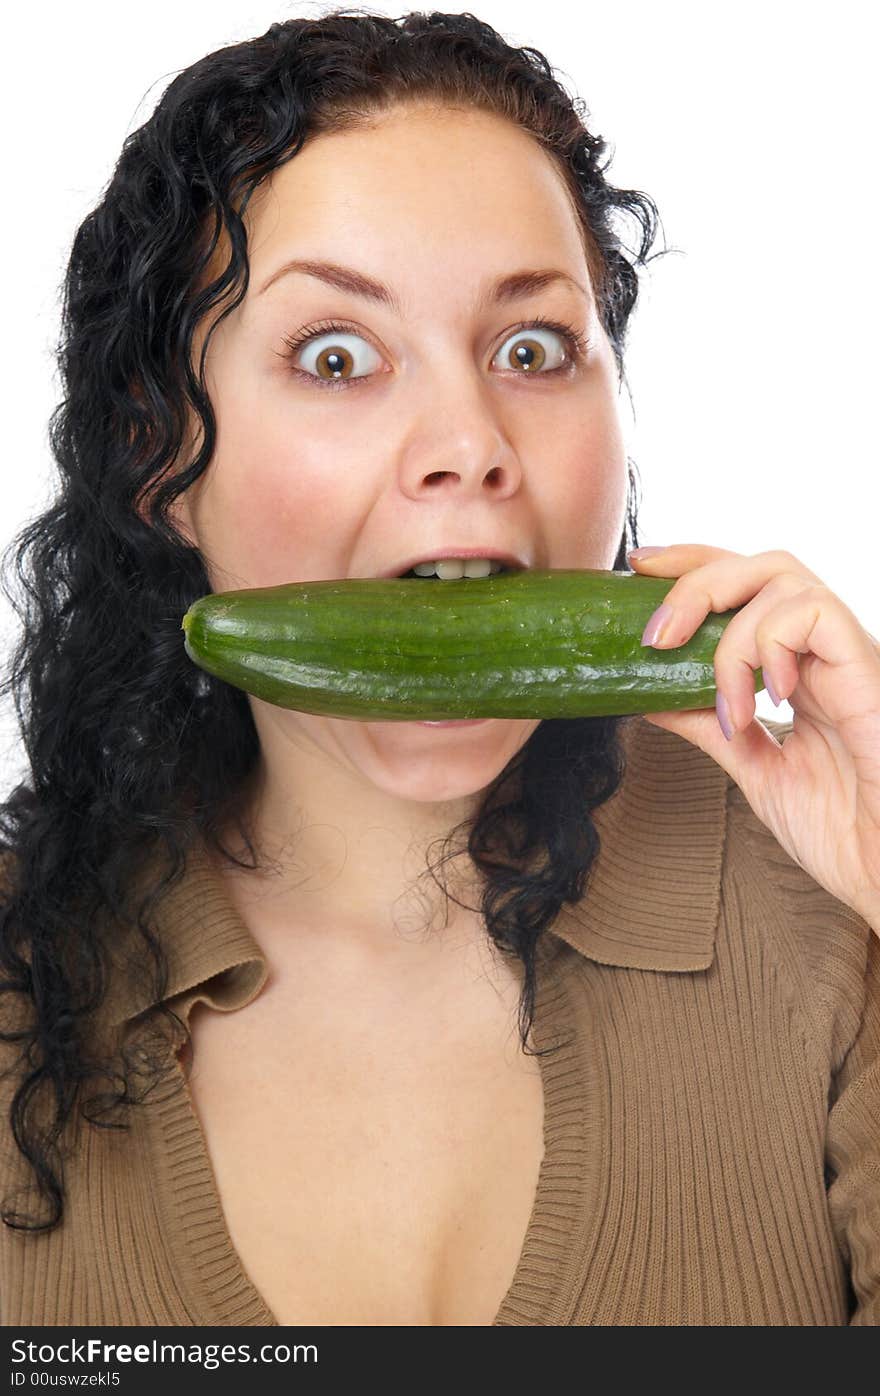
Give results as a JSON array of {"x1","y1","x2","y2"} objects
[{"x1": 0, "y1": 7, "x2": 668, "y2": 1232}]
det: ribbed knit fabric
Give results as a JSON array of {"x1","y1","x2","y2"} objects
[{"x1": 1, "y1": 714, "x2": 878, "y2": 1325}]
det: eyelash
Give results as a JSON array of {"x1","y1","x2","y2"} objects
[{"x1": 278, "y1": 317, "x2": 591, "y2": 392}]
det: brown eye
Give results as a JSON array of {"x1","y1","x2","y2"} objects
[
  {"x1": 505, "y1": 336, "x2": 547, "y2": 372},
  {"x1": 285, "y1": 327, "x2": 382, "y2": 384},
  {"x1": 314, "y1": 343, "x2": 355, "y2": 380},
  {"x1": 493, "y1": 324, "x2": 574, "y2": 375}
]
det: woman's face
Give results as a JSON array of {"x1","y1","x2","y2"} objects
[{"x1": 172, "y1": 102, "x2": 629, "y2": 807}]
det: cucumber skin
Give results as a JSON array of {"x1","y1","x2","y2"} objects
[{"x1": 181, "y1": 568, "x2": 765, "y2": 721}]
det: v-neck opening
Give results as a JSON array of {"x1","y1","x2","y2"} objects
[{"x1": 147, "y1": 942, "x2": 597, "y2": 1327}]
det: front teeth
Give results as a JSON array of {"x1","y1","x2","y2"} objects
[{"x1": 412, "y1": 558, "x2": 503, "y2": 578}]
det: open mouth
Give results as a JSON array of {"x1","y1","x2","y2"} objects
[{"x1": 396, "y1": 560, "x2": 525, "y2": 579}]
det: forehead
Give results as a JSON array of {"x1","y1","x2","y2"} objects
[{"x1": 241, "y1": 105, "x2": 591, "y2": 303}]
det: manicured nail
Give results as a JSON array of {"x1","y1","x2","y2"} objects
[
  {"x1": 716, "y1": 688, "x2": 735, "y2": 740},
  {"x1": 764, "y1": 674, "x2": 781, "y2": 707},
  {"x1": 641, "y1": 602, "x2": 674, "y2": 647},
  {"x1": 628, "y1": 546, "x2": 667, "y2": 561}
]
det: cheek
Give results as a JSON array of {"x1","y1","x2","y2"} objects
[
  {"x1": 556, "y1": 453, "x2": 627, "y2": 564},
  {"x1": 189, "y1": 436, "x2": 362, "y2": 590},
  {"x1": 528, "y1": 388, "x2": 628, "y2": 565},
  {"x1": 215, "y1": 467, "x2": 359, "y2": 587},
  {"x1": 185, "y1": 348, "x2": 374, "y2": 588}
]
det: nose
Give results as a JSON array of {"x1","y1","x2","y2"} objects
[{"x1": 398, "y1": 362, "x2": 523, "y2": 500}]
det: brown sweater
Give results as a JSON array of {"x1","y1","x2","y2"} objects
[{"x1": 1, "y1": 715, "x2": 878, "y2": 1326}]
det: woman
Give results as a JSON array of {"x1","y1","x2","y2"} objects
[{"x1": 1, "y1": 10, "x2": 878, "y2": 1327}]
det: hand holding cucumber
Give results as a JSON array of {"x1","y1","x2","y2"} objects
[{"x1": 627, "y1": 542, "x2": 880, "y2": 933}]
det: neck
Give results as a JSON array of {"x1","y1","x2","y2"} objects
[{"x1": 208, "y1": 746, "x2": 493, "y2": 967}]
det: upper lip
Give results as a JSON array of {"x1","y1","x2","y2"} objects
[{"x1": 377, "y1": 547, "x2": 530, "y2": 578}]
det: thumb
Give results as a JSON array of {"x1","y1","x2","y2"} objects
[{"x1": 643, "y1": 707, "x2": 783, "y2": 788}]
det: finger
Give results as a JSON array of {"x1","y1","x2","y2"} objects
[
  {"x1": 642, "y1": 705, "x2": 785, "y2": 787},
  {"x1": 637, "y1": 550, "x2": 825, "y2": 651},
  {"x1": 628, "y1": 543, "x2": 740, "y2": 577},
  {"x1": 630, "y1": 543, "x2": 825, "y2": 581},
  {"x1": 719, "y1": 584, "x2": 880, "y2": 734},
  {"x1": 706, "y1": 573, "x2": 812, "y2": 730}
]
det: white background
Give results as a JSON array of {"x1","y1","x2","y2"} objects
[{"x1": 2, "y1": 0, "x2": 877, "y2": 794}]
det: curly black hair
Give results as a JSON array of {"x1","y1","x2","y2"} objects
[{"x1": 0, "y1": 8, "x2": 667, "y2": 1232}]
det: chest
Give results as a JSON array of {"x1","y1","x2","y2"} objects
[{"x1": 176, "y1": 963, "x2": 545, "y2": 1326}]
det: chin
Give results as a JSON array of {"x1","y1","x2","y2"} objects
[{"x1": 360, "y1": 716, "x2": 540, "y2": 800}]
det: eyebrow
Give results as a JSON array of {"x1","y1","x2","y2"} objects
[{"x1": 257, "y1": 258, "x2": 589, "y2": 312}]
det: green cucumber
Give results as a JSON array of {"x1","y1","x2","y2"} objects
[{"x1": 181, "y1": 568, "x2": 764, "y2": 720}]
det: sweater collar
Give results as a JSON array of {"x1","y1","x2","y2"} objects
[{"x1": 104, "y1": 716, "x2": 730, "y2": 1029}]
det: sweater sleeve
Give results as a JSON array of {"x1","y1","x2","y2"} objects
[
  {"x1": 726, "y1": 719, "x2": 880, "y2": 1324},
  {"x1": 826, "y1": 926, "x2": 880, "y2": 1325}
]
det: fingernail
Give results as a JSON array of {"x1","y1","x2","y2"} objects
[
  {"x1": 716, "y1": 688, "x2": 735, "y2": 740},
  {"x1": 641, "y1": 602, "x2": 674, "y2": 646},
  {"x1": 764, "y1": 675, "x2": 781, "y2": 707},
  {"x1": 628, "y1": 546, "x2": 667, "y2": 561}
]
